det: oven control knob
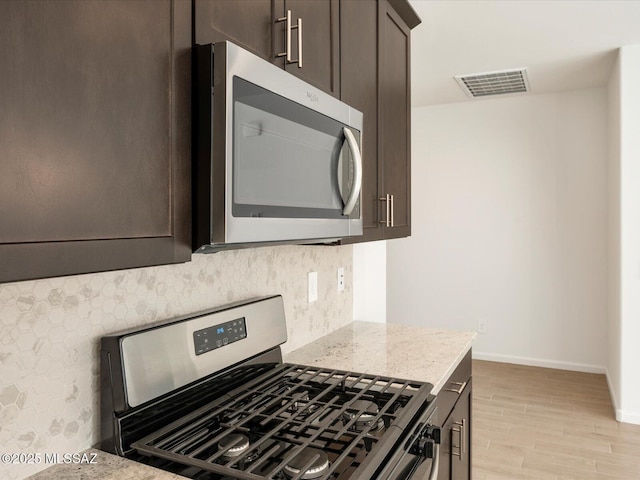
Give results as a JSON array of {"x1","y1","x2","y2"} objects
[
  {"x1": 411, "y1": 437, "x2": 435, "y2": 458},
  {"x1": 426, "y1": 425, "x2": 441, "y2": 444},
  {"x1": 410, "y1": 425, "x2": 441, "y2": 458}
]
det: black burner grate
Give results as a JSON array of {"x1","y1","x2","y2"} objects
[{"x1": 132, "y1": 364, "x2": 430, "y2": 480}]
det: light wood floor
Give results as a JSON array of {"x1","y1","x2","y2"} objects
[{"x1": 472, "y1": 360, "x2": 640, "y2": 480}]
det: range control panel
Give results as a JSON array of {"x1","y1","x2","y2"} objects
[{"x1": 193, "y1": 317, "x2": 247, "y2": 356}]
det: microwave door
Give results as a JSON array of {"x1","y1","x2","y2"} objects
[
  {"x1": 227, "y1": 84, "x2": 357, "y2": 244},
  {"x1": 232, "y1": 101, "x2": 345, "y2": 219}
]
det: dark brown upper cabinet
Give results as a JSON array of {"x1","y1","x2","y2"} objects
[
  {"x1": 0, "y1": 0, "x2": 192, "y2": 283},
  {"x1": 340, "y1": 0, "x2": 381, "y2": 242},
  {"x1": 194, "y1": 0, "x2": 273, "y2": 61},
  {"x1": 195, "y1": 0, "x2": 340, "y2": 97},
  {"x1": 273, "y1": 0, "x2": 340, "y2": 97},
  {"x1": 379, "y1": 0, "x2": 414, "y2": 240},
  {"x1": 340, "y1": 0, "x2": 419, "y2": 244}
]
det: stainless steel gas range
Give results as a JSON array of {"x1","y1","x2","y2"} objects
[{"x1": 100, "y1": 296, "x2": 441, "y2": 480}]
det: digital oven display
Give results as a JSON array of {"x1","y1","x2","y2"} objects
[{"x1": 193, "y1": 317, "x2": 247, "y2": 355}]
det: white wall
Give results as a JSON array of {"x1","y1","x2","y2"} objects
[
  {"x1": 607, "y1": 51, "x2": 622, "y2": 418},
  {"x1": 616, "y1": 45, "x2": 640, "y2": 423},
  {"x1": 388, "y1": 88, "x2": 609, "y2": 372},
  {"x1": 353, "y1": 241, "x2": 386, "y2": 323}
]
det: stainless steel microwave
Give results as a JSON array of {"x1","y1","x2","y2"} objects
[{"x1": 193, "y1": 41, "x2": 363, "y2": 253}]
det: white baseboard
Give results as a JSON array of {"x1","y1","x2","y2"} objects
[
  {"x1": 617, "y1": 410, "x2": 640, "y2": 424},
  {"x1": 604, "y1": 370, "x2": 640, "y2": 425},
  {"x1": 472, "y1": 351, "x2": 607, "y2": 374},
  {"x1": 605, "y1": 369, "x2": 621, "y2": 421}
]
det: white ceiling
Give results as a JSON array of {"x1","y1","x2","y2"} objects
[{"x1": 409, "y1": 0, "x2": 640, "y2": 107}]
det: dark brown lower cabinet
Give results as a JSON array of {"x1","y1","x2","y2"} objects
[
  {"x1": 435, "y1": 351, "x2": 472, "y2": 480},
  {"x1": 441, "y1": 381, "x2": 472, "y2": 480},
  {"x1": 0, "y1": 0, "x2": 191, "y2": 282}
]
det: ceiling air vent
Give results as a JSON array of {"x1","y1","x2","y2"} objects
[{"x1": 455, "y1": 68, "x2": 530, "y2": 98}]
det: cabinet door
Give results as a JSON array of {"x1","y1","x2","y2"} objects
[
  {"x1": 451, "y1": 382, "x2": 471, "y2": 480},
  {"x1": 0, "y1": 0, "x2": 191, "y2": 282},
  {"x1": 194, "y1": 0, "x2": 272, "y2": 60},
  {"x1": 342, "y1": 0, "x2": 414, "y2": 245},
  {"x1": 379, "y1": 0, "x2": 411, "y2": 239},
  {"x1": 196, "y1": 0, "x2": 338, "y2": 96},
  {"x1": 274, "y1": 0, "x2": 340, "y2": 97},
  {"x1": 440, "y1": 381, "x2": 472, "y2": 480},
  {"x1": 339, "y1": 0, "x2": 383, "y2": 243}
]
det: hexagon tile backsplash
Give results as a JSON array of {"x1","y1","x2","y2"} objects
[{"x1": 0, "y1": 244, "x2": 353, "y2": 480}]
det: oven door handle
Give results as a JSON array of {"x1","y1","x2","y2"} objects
[
  {"x1": 427, "y1": 443, "x2": 440, "y2": 480},
  {"x1": 341, "y1": 127, "x2": 362, "y2": 216},
  {"x1": 405, "y1": 443, "x2": 440, "y2": 480}
]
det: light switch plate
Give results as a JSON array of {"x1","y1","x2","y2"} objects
[{"x1": 308, "y1": 271, "x2": 318, "y2": 303}]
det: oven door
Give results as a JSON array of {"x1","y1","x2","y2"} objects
[{"x1": 377, "y1": 405, "x2": 441, "y2": 480}]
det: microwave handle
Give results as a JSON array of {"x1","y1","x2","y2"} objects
[{"x1": 342, "y1": 127, "x2": 363, "y2": 216}]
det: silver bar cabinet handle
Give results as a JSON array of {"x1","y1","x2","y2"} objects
[
  {"x1": 452, "y1": 419, "x2": 466, "y2": 459},
  {"x1": 379, "y1": 194, "x2": 391, "y2": 227},
  {"x1": 461, "y1": 418, "x2": 466, "y2": 455},
  {"x1": 390, "y1": 194, "x2": 394, "y2": 227},
  {"x1": 275, "y1": 10, "x2": 302, "y2": 67},
  {"x1": 297, "y1": 17, "x2": 302, "y2": 67},
  {"x1": 451, "y1": 425, "x2": 462, "y2": 457},
  {"x1": 276, "y1": 10, "x2": 292, "y2": 62},
  {"x1": 445, "y1": 381, "x2": 467, "y2": 395}
]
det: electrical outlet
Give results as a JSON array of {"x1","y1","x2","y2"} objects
[
  {"x1": 337, "y1": 267, "x2": 345, "y2": 292},
  {"x1": 308, "y1": 271, "x2": 318, "y2": 303},
  {"x1": 477, "y1": 319, "x2": 487, "y2": 334}
]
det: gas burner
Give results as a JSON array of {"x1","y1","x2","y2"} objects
[
  {"x1": 343, "y1": 400, "x2": 384, "y2": 431},
  {"x1": 281, "y1": 390, "x2": 320, "y2": 418},
  {"x1": 283, "y1": 447, "x2": 330, "y2": 480},
  {"x1": 218, "y1": 434, "x2": 250, "y2": 459}
]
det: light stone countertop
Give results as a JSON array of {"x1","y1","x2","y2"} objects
[
  {"x1": 284, "y1": 321, "x2": 476, "y2": 395},
  {"x1": 25, "y1": 448, "x2": 186, "y2": 480},
  {"x1": 26, "y1": 322, "x2": 474, "y2": 480}
]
